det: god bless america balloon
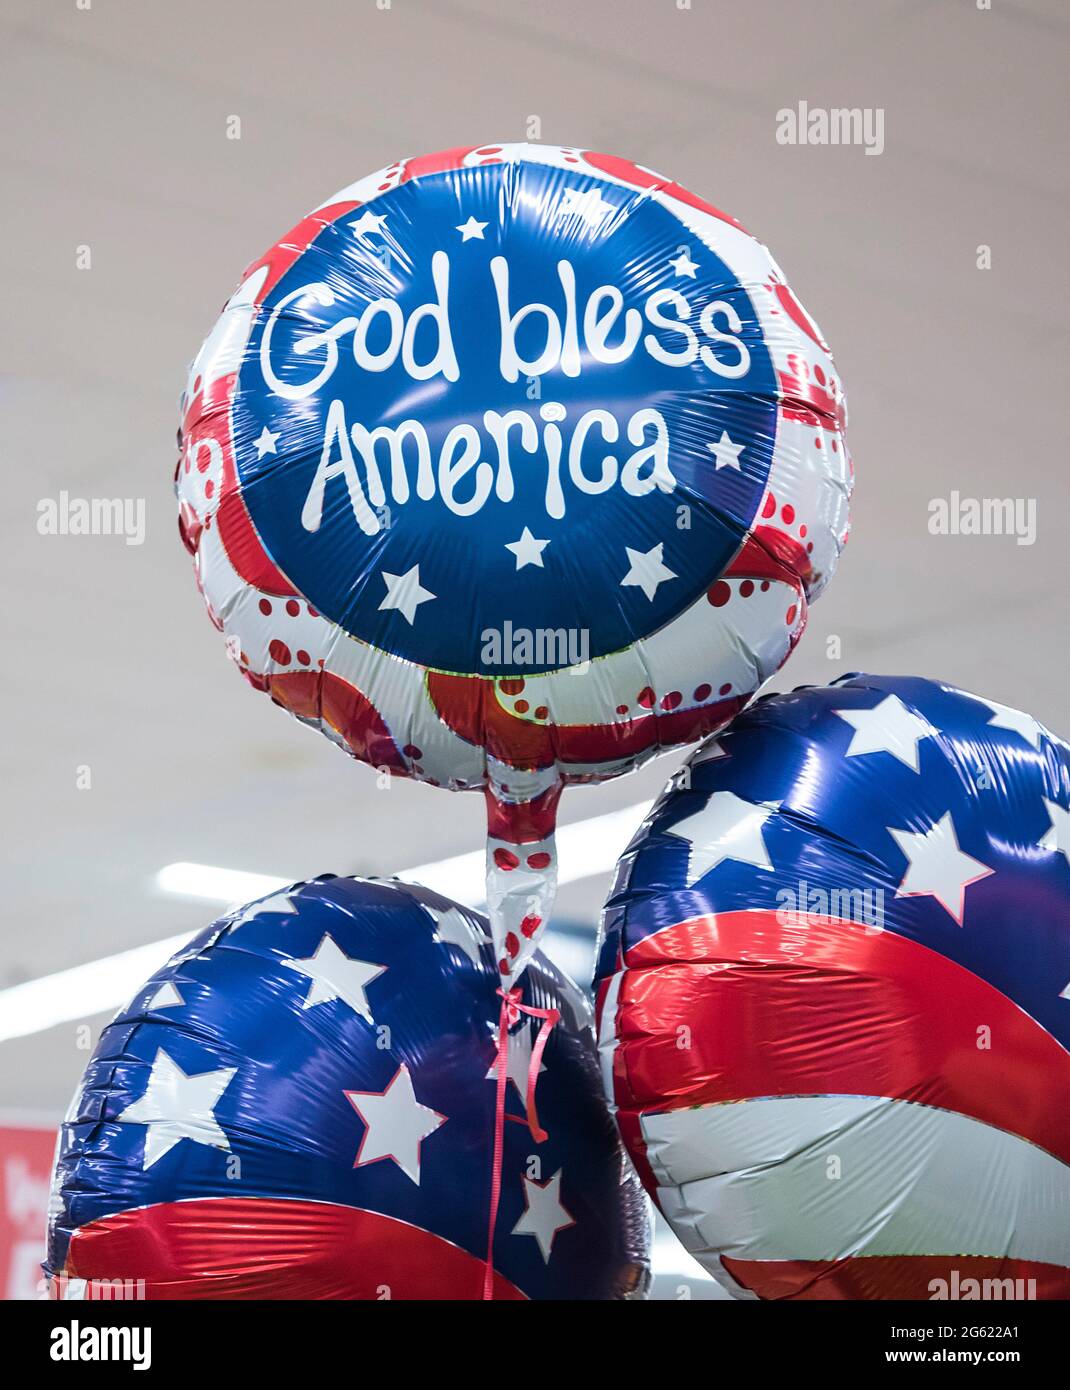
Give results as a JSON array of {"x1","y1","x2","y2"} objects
[
  {"x1": 595, "y1": 675, "x2": 1070, "y2": 1299},
  {"x1": 176, "y1": 143, "x2": 852, "y2": 979},
  {"x1": 47, "y1": 876, "x2": 650, "y2": 1300}
]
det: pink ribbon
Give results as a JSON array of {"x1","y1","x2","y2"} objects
[{"x1": 483, "y1": 986, "x2": 560, "y2": 1300}]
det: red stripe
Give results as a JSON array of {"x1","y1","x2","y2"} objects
[
  {"x1": 614, "y1": 911, "x2": 1070, "y2": 1165},
  {"x1": 62, "y1": 1198, "x2": 526, "y2": 1300},
  {"x1": 721, "y1": 1254, "x2": 1070, "y2": 1302}
]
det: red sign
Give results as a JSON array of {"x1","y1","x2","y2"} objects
[{"x1": 0, "y1": 1121, "x2": 57, "y2": 1300}]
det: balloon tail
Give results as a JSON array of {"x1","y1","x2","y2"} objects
[{"x1": 483, "y1": 777, "x2": 562, "y2": 982}]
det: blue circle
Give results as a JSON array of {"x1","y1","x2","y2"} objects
[{"x1": 235, "y1": 163, "x2": 777, "y2": 675}]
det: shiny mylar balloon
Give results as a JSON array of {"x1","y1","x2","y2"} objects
[
  {"x1": 46, "y1": 876, "x2": 650, "y2": 1299},
  {"x1": 175, "y1": 142, "x2": 851, "y2": 979},
  {"x1": 595, "y1": 675, "x2": 1070, "y2": 1299}
]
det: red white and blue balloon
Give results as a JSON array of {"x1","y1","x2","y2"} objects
[
  {"x1": 46, "y1": 876, "x2": 650, "y2": 1300},
  {"x1": 175, "y1": 142, "x2": 851, "y2": 979},
  {"x1": 595, "y1": 675, "x2": 1070, "y2": 1299}
]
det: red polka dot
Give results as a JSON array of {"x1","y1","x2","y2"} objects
[
  {"x1": 403, "y1": 744, "x2": 422, "y2": 759},
  {"x1": 785, "y1": 605, "x2": 798, "y2": 625},
  {"x1": 204, "y1": 480, "x2": 214, "y2": 499},
  {"x1": 807, "y1": 542, "x2": 814, "y2": 553},
  {"x1": 814, "y1": 365, "x2": 826, "y2": 385},
  {"x1": 296, "y1": 649, "x2": 311, "y2": 666},
  {"x1": 831, "y1": 439, "x2": 838, "y2": 453},
  {"x1": 814, "y1": 436, "x2": 823, "y2": 449},
  {"x1": 500, "y1": 679, "x2": 525, "y2": 695},
  {"x1": 499, "y1": 959, "x2": 511, "y2": 975},
  {"x1": 520, "y1": 914, "x2": 541, "y2": 938},
  {"x1": 761, "y1": 580, "x2": 770, "y2": 591},
  {"x1": 637, "y1": 687, "x2": 656, "y2": 709},
  {"x1": 707, "y1": 581, "x2": 731, "y2": 608},
  {"x1": 515, "y1": 700, "x2": 529, "y2": 714},
  {"x1": 505, "y1": 932, "x2": 520, "y2": 958},
  {"x1": 286, "y1": 599, "x2": 300, "y2": 617},
  {"x1": 307, "y1": 605, "x2": 319, "y2": 617},
  {"x1": 269, "y1": 639, "x2": 291, "y2": 665},
  {"x1": 781, "y1": 504, "x2": 796, "y2": 525},
  {"x1": 693, "y1": 683, "x2": 712, "y2": 702},
  {"x1": 739, "y1": 580, "x2": 754, "y2": 598},
  {"x1": 616, "y1": 704, "x2": 629, "y2": 716},
  {"x1": 527, "y1": 852, "x2": 551, "y2": 870},
  {"x1": 661, "y1": 691, "x2": 682, "y2": 711},
  {"x1": 761, "y1": 494, "x2": 776, "y2": 519},
  {"x1": 799, "y1": 525, "x2": 807, "y2": 538},
  {"x1": 259, "y1": 599, "x2": 272, "y2": 616},
  {"x1": 719, "y1": 682, "x2": 732, "y2": 696},
  {"x1": 493, "y1": 849, "x2": 519, "y2": 871},
  {"x1": 196, "y1": 450, "x2": 210, "y2": 474},
  {"x1": 534, "y1": 706, "x2": 548, "y2": 720}
]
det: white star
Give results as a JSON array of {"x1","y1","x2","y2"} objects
[
  {"x1": 620, "y1": 543, "x2": 677, "y2": 601},
  {"x1": 833, "y1": 694, "x2": 934, "y2": 773},
  {"x1": 346, "y1": 1063, "x2": 446, "y2": 1185},
  {"x1": 888, "y1": 812, "x2": 993, "y2": 925},
  {"x1": 505, "y1": 526, "x2": 549, "y2": 570},
  {"x1": 117, "y1": 1049, "x2": 236, "y2": 1170},
  {"x1": 974, "y1": 697, "x2": 1045, "y2": 750},
  {"x1": 254, "y1": 427, "x2": 279, "y2": 459},
  {"x1": 287, "y1": 934, "x2": 386, "y2": 1020},
  {"x1": 456, "y1": 216, "x2": 488, "y2": 241},
  {"x1": 428, "y1": 905, "x2": 487, "y2": 968},
  {"x1": 379, "y1": 565, "x2": 436, "y2": 624},
  {"x1": 706, "y1": 430, "x2": 744, "y2": 471},
  {"x1": 512, "y1": 1170, "x2": 574, "y2": 1262},
  {"x1": 486, "y1": 1020, "x2": 546, "y2": 1101},
  {"x1": 147, "y1": 982, "x2": 184, "y2": 1010},
  {"x1": 558, "y1": 187, "x2": 615, "y2": 226},
  {"x1": 348, "y1": 210, "x2": 387, "y2": 237},
  {"x1": 1040, "y1": 799, "x2": 1070, "y2": 869},
  {"x1": 669, "y1": 250, "x2": 699, "y2": 278},
  {"x1": 228, "y1": 890, "x2": 299, "y2": 930},
  {"x1": 666, "y1": 791, "x2": 776, "y2": 885}
]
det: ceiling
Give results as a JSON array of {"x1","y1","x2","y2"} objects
[{"x1": 1, "y1": 0, "x2": 1066, "y2": 1177}]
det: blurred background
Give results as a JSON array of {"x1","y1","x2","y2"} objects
[{"x1": 1, "y1": 0, "x2": 1066, "y2": 1298}]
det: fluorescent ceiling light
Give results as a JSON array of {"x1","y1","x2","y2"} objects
[
  {"x1": 0, "y1": 799, "x2": 652, "y2": 1044},
  {"x1": 154, "y1": 862, "x2": 293, "y2": 904},
  {"x1": 0, "y1": 934, "x2": 192, "y2": 1045}
]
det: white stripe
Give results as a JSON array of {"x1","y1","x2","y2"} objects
[
  {"x1": 596, "y1": 971, "x2": 624, "y2": 1112},
  {"x1": 643, "y1": 1095, "x2": 1070, "y2": 1271}
]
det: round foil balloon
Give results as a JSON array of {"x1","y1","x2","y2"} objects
[
  {"x1": 175, "y1": 142, "x2": 852, "y2": 978},
  {"x1": 46, "y1": 877, "x2": 650, "y2": 1300},
  {"x1": 595, "y1": 675, "x2": 1070, "y2": 1300}
]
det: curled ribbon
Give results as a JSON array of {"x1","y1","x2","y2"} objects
[{"x1": 483, "y1": 985, "x2": 560, "y2": 1300}]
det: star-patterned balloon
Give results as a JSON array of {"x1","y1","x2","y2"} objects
[
  {"x1": 47, "y1": 876, "x2": 650, "y2": 1300},
  {"x1": 174, "y1": 142, "x2": 852, "y2": 982},
  {"x1": 595, "y1": 674, "x2": 1070, "y2": 1300}
]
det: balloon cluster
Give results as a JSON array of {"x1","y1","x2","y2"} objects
[
  {"x1": 66, "y1": 144, "x2": 1010, "y2": 1302},
  {"x1": 596, "y1": 676, "x2": 1070, "y2": 1299}
]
